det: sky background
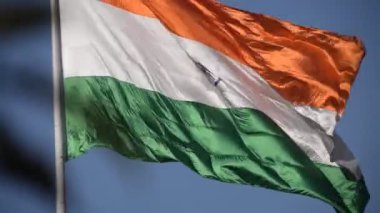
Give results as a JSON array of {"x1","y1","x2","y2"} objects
[{"x1": 0, "y1": 0, "x2": 379, "y2": 212}]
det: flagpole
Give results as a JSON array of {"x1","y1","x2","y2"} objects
[{"x1": 51, "y1": 0, "x2": 66, "y2": 212}]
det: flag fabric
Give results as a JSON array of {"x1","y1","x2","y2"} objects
[{"x1": 60, "y1": 0, "x2": 369, "y2": 212}]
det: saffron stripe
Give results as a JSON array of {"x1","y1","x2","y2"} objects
[{"x1": 102, "y1": 0, "x2": 365, "y2": 114}]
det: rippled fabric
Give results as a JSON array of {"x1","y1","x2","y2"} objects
[
  {"x1": 103, "y1": 0, "x2": 365, "y2": 114},
  {"x1": 65, "y1": 76, "x2": 368, "y2": 213},
  {"x1": 60, "y1": 0, "x2": 339, "y2": 166}
]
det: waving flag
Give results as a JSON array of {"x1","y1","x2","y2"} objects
[{"x1": 59, "y1": 0, "x2": 369, "y2": 212}]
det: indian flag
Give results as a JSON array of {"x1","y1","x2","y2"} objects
[{"x1": 59, "y1": 0, "x2": 369, "y2": 212}]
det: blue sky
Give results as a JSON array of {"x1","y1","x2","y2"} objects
[{"x1": 0, "y1": 0, "x2": 379, "y2": 212}]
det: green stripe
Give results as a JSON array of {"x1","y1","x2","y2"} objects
[{"x1": 64, "y1": 76, "x2": 368, "y2": 213}]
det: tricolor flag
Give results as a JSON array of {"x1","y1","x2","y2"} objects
[{"x1": 57, "y1": 0, "x2": 369, "y2": 212}]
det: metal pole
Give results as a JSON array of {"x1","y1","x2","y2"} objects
[{"x1": 50, "y1": 0, "x2": 66, "y2": 212}]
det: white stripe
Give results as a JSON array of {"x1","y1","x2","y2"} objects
[
  {"x1": 60, "y1": 0, "x2": 350, "y2": 169},
  {"x1": 294, "y1": 106, "x2": 337, "y2": 135}
]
